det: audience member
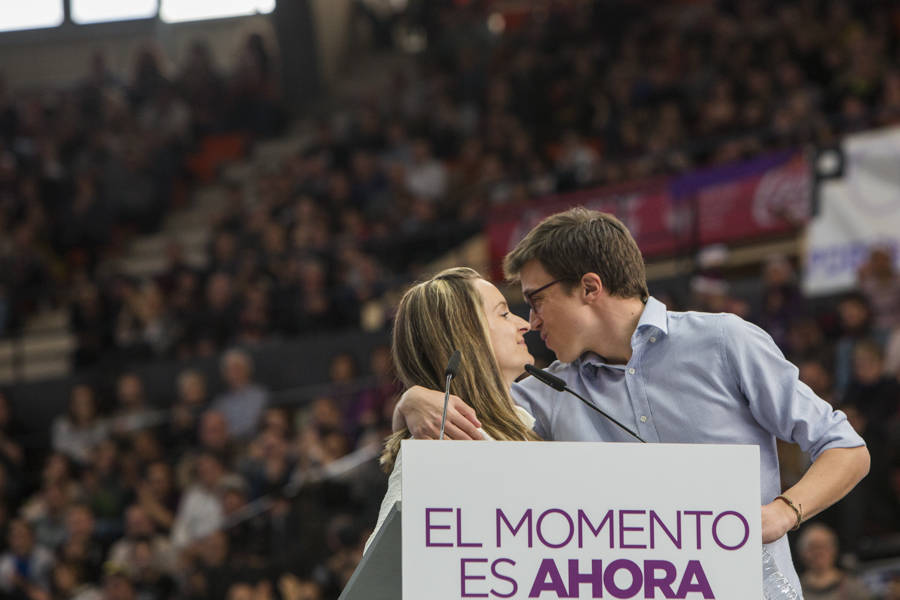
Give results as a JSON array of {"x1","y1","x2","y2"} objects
[
  {"x1": 109, "y1": 373, "x2": 160, "y2": 438},
  {"x1": 170, "y1": 452, "x2": 228, "y2": 550},
  {"x1": 23, "y1": 481, "x2": 69, "y2": 550},
  {"x1": 833, "y1": 294, "x2": 877, "y2": 394},
  {"x1": 211, "y1": 349, "x2": 268, "y2": 440},
  {"x1": 858, "y1": 246, "x2": 900, "y2": 335},
  {"x1": 166, "y1": 369, "x2": 209, "y2": 454},
  {"x1": 60, "y1": 503, "x2": 105, "y2": 583},
  {"x1": 884, "y1": 326, "x2": 900, "y2": 380},
  {"x1": 0, "y1": 518, "x2": 55, "y2": 596},
  {"x1": 107, "y1": 504, "x2": 177, "y2": 579},
  {"x1": 756, "y1": 254, "x2": 807, "y2": 352},
  {"x1": 147, "y1": 457, "x2": 175, "y2": 507},
  {"x1": 0, "y1": 390, "x2": 26, "y2": 491},
  {"x1": 49, "y1": 560, "x2": 102, "y2": 600},
  {"x1": 52, "y1": 384, "x2": 108, "y2": 466},
  {"x1": 798, "y1": 522, "x2": 873, "y2": 599}
]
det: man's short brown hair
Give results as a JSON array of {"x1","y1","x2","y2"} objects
[{"x1": 503, "y1": 207, "x2": 649, "y2": 300}]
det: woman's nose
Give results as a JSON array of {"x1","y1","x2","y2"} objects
[{"x1": 517, "y1": 314, "x2": 531, "y2": 332}]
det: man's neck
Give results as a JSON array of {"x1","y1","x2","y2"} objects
[{"x1": 592, "y1": 297, "x2": 647, "y2": 365}]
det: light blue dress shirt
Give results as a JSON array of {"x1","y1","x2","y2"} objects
[{"x1": 511, "y1": 296, "x2": 865, "y2": 594}]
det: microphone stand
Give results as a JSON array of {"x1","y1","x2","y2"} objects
[
  {"x1": 439, "y1": 350, "x2": 461, "y2": 439},
  {"x1": 524, "y1": 364, "x2": 646, "y2": 443}
]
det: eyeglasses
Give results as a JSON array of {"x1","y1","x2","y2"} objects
[{"x1": 523, "y1": 279, "x2": 564, "y2": 315}]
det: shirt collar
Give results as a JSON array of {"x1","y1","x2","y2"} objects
[
  {"x1": 576, "y1": 296, "x2": 669, "y2": 370},
  {"x1": 635, "y1": 296, "x2": 669, "y2": 338}
]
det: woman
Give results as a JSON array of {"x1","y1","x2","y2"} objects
[
  {"x1": 51, "y1": 384, "x2": 109, "y2": 466},
  {"x1": 798, "y1": 523, "x2": 872, "y2": 600},
  {"x1": 366, "y1": 267, "x2": 540, "y2": 552}
]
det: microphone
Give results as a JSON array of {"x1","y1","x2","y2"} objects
[
  {"x1": 524, "y1": 364, "x2": 646, "y2": 443},
  {"x1": 439, "y1": 350, "x2": 462, "y2": 440}
]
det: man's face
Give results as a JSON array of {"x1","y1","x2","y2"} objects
[
  {"x1": 224, "y1": 356, "x2": 250, "y2": 389},
  {"x1": 126, "y1": 507, "x2": 152, "y2": 538},
  {"x1": 200, "y1": 412, "x2": 228, "y2": 449},
  {"x1": 519, "y1": 260, "x2": 590, "y2": 363}
]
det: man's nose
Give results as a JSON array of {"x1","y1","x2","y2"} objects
[{"x1": 529, "y1": 309, "x2": 542, "y2": 329}]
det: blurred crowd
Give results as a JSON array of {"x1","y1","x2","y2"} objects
[
  {"x1": 5, "y1": 0, "x2": 900, "y2": 367},
  {"x1": 0, "y1": 343, "x2": 401, "y2": 599},
  {"x1": 0, "y1": 30, "x2": 284, "y2": 342},
  {"x1": 680, "y1": 243, "x2": 900, "y2": 597},
  {"x1": 1, "y1": 0, "x2": 900, "y2": 598}
]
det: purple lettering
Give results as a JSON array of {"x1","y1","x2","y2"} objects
[
  {"x1": 619, "y1": 510, "x2": 647, "y2": 549},
  {"x1": 650, "y1": 510, "x2": 681, "y2": 550},
  {"x1": 604, "y1": 559, "x2": 643, "y2": 599},
  {"x1": 579, "y1": 509, "x2": 614, "y2": 549},
  {"x1": 426, "y1": 508, "x2": 453, "y2": 547},
  {"x1": 684, "y1": 511, "x2": 713, "y2": 550},
  {"x1": 457, "y1": 508, "x2": 483, "y2": 548},
  {"x1": 643, "y1": 560, "x2": 677, "y2": 598},
  {"x1": 567, "y1": 559, "x2": 604, "y2": 598},
  {"x1": 650, "y1": 511, "x2": 682, "y2": 550},
  {"x1": 497, "y1": 509, "x2": 533, "y2": 548},
  {"x1": 490, "y1": 558, "x2": 518, "y2": 598},
  {"x1": 712, "y1": 511, "x2": 749, "y2": 551},
  {"x1": 460, "y1": 558, "x2": 489, "y2": 598},
  {"x1": 537, "y1": 509, "x2": 575, "y2": 549},
  {"x1": 675, "y1": 561, "x2": 714, "y2": 599},
  {"x1": 528, "y1": 559, "x2": 567, "y2": 598}
]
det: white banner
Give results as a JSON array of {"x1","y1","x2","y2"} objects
[
  {"x1": 402, "y1": 441, "x2": 761, "y2": 599},
  {"x1": 803, "y1": 126, "x2": 900, "y2": 296}
]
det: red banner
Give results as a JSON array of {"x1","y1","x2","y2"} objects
[
  {"x1": 679, "y1": 152, "x2": 812, "y2": 246},
  {"x1": 486, "y1": 151, "x2": 811, "y2": 280},
  {"x1": 487, "y1": 178, "x2": 685, "y2": 280}
]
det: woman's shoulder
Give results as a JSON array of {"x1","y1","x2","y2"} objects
[{"x1": 513, "y1": 405, "x2": 536, "y2": 430}]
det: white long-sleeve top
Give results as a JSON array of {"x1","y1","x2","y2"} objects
[{"x1": 364, "y1": 406, "x2": 535, "y2": 554}]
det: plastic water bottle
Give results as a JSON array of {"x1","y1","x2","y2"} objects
[{"x1": 762, "y1": 547, "x2": 801, "y2": 599}]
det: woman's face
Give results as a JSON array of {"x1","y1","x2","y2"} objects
[
  {"x1": 800, "y1": 527, "x2": 837, "y2": 573},
  {"x1": 475, "y1": 279, "x2": 534, "y2": 384}
]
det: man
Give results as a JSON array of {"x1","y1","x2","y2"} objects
[
  {"x1": 0, "y1": 519, "x2": 55, "y2": 596},
  {"x1": 170, "y1": 452, "x2": 228, "y2": 550},
  {"x1": 395, "y1": 207, "x2": 869, "y2": 592},
  {"x1": 212, "y1": 349, "x2": 268, "y2": 440},
  {"x1": 107, "y1": 505, "x2": 177, "y2": 577}
]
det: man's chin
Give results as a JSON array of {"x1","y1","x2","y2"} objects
[{"x1": 553, "y1": 349, "x2": 577, "y2": 363}]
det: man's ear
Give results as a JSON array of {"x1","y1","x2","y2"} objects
[{"x1": 581, "y1": 272, "x2": 603, "y2": 302}]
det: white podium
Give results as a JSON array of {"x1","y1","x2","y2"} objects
[{"x1": 346, "y1": 440, "x2": 763, "y2": 599}]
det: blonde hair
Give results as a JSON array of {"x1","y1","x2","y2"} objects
[{"x1": 382, "y1": 267, "x2": 540, "y2": 471}]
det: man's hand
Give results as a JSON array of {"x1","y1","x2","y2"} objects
[
  {"x1": 393, "y1": 386, "x2": 482, "y2": 440},
  {"x1": 760, "y1": 499, "x2": 798, "y2": 544},
  {"x1": 760, "y1": 445, "x2": 870, "y2": 543}
]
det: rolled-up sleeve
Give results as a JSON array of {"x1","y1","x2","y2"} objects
[{"x1": 721, "y1": 314, "x2": 865, "y2": 460}]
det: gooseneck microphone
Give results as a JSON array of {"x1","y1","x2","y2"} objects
[
  {"x1": 524, "y1": 364, "x2": 646, "y2": 443},
  {"x1": 439, "y1": 350, "x2": 462, "y2": 440}
]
